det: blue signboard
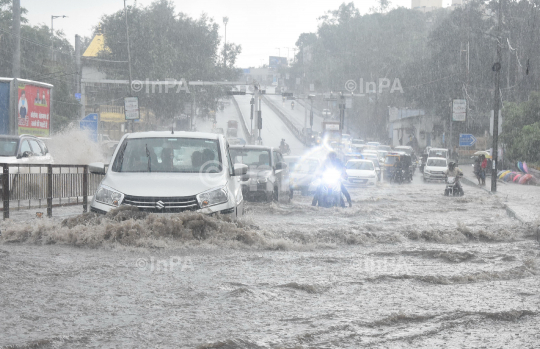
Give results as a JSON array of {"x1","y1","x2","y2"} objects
[
  {"x1": 80, "y1": 113, "x2": 98, "y2": 142},
  {"x1": 242, "y1": 68, "x2": 250, "y2": 74},
  {"x1": 0, "y1": 82, "x2": 9, "y2": 135},
  {"x1": 459, "y1": 133, "x2": 477, "y2": 147},
  {"x1": 74, "y1": 93, "x2": 81, "y2": 100}
]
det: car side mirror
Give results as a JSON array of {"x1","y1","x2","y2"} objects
[
  {"x1": 89, "y1": 162, "x2": 106, "y2": 175},
  {"x1": 233, "y1": 163, "x2": 248, "y2": 176}
]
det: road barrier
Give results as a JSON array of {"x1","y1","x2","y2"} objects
[
  {"x1": 1, "y1": 164, "x2": 106, "y2": 219},
  {"x1": 231, "y1": 96, "x2": 252, "y2": 144},
  {"x1": 261, "y1": 96, "x2": 307, "y2": 146}
]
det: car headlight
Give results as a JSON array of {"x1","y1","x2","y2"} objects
[
  {"x1": 197, "y1": 187, "x2": 229, "y2": 208},
  {"x1": 424, "y1": 169, "x2": 431, "y2": 173},
  {"x1": 95, "y1": 186, "x2": 124, "y2": 207}
]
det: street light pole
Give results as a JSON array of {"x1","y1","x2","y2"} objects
[
  {"x1": 491, "y1": 0, "x2": 503, "y2": 193},
  {"x1": 51, "y1": 15, "x2": 67, "y2": 61},
  {"x1": 223, "y1": 17, "x2": 228, "y2": 67}
]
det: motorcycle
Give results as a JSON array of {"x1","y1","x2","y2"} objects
[
  {"x1": 291, "y1": 102, "x2": 295, "y2": 110},
  {"x1": 279, "y1": 143, "x2": 291, "y2": 155},
  {"x1": 314, "y1": 169, "x2": 345, "y2": 208},
  {"x1": 392, "y1": 167, "x2": 404, "y2": 184},
  {"x1": 444, "y1": 176, "x2": 464, "y2": 196}
]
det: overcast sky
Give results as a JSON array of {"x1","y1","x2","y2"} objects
[{"x1": 22, "y1": 0, "x2": 453, "y2": 68}]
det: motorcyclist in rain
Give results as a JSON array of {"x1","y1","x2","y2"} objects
[
  {"x1": 291, "y1": 101, "x2": 295, "y2": 110},
  {"x1": 444, "y1": 161, "x2": 464, "y2": 195},
  {"x1": 393, "y1": 158, "x2": 403, "y2": 182},
  {"x1": 279, "y1": 139, "x2": 290, "y2": 154},
  {"x1": 312, "y1": 151, "x2": 352, "y2": 207}
]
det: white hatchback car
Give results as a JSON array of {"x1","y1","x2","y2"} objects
[
  {"x1": 89, "y1": 131, "x2": 247, "y2": 218},
  {"x1": 345, "y1": 159, "x2": 378, "y2": 187},
  {"x1": 423, "y1": 157, "x2": 447, "y2": 182}
]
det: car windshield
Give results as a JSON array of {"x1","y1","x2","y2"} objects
[
  {"x1": 230, "y1": 149, "x2": 271, "y2": 167},
  {"x1": 0, "y1": 139, "x2": 19, "y2": 157},
  {"x1": 112, "y1": 137, "x2": 222, "y2": 173},
  {"x1": 429, "y1": 150, "x2": 447, "y2": 158},
  {"x1": 293, "y1": 160, "x2": 319, "y2": 173},
  {"x1": 427, "y1": 159, "x2": 447, "y2": 167},
  {"x1": 346, "y1": 161, "x2": 374, "y2": 170}
]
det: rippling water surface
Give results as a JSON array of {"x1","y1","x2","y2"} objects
[{"x1": 1, "y1": 177, "x2": 539, "y2": 348}]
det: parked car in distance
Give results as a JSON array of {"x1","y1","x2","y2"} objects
[
  {"x1": 423, "y1": 157, "x2": 448, "y2": 182},
  {"x1": 89, "y1": 131, "x2": 247, "y2": 218},
  {"x1": 230, "y1": 145, "x2": 290, "y2": 202},
  {"x1": 287, "y1": 156, "x2": 321, "y2": 196},
  {"x1": 0, "y1": 134, "x2": 53, "y2": 164},
  {"x1": 352, "y1": 139, "x2": 365, "y2": 146},
  {"x1": 345, "y1": 159, "x2": 378, "y2": 187}
]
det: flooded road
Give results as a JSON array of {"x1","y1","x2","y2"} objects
[{"x1": 1, "y1": 175, "x2": 539, "y2": 348}]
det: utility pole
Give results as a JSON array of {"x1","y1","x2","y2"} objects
[
  {"x1": 124, "y1": 0, "x2": 134, "y2": 132},
  {"x1": 250, "y1": 96, "x2": 254, "y2": 143},
  {"x1": 12, "y1": 0, "x2": 20, "y2": 78},
  {"x1": 51, "y1": 15, "x2": 67, "y2": 62},
  {"x1": 491, "y1": 0, "x2": 503, "y2": 193}
]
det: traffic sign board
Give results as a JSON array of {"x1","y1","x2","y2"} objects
[
  {"x1": 459, "y1": 133, "x2": 477, "y2": 147},
  {"x1": 80, "y1": 113, "x2": 98, "y2": 142}
]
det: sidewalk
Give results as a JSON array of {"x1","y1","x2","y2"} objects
[{"x1": 461, "y1": 165, "x2": 539, "y2": 224}]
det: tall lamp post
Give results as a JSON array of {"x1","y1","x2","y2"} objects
[
  {"x1": 223, "y1": 17, "x2": 229, "y2": 67},
  {"x1": 51, "y1": 15, "x2": 67, "y2": 61}
]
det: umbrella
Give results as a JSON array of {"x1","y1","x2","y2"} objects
[
  {"x1": 523, "y1": 162, "x2": 529, "y2": 174},
  {"x1": 513, "y1": 174, "x2": 523, "y2": 183},
  {"x1": 519, "y1": 174, "x2": 533, "y2": 185},
  {"x1": 499, "y1": 170, "x2": 511, "y2": 179},
  {"x1": 517, "y1": 161, "x2": 524, "y2": 172},
  {"x1": 474, "y1": 151, "x2": 491, "y2": 158}
]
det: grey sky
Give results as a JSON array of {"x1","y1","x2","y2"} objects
[{"x1": 22, "y1": 0, "x2": 453, "y2": 68}]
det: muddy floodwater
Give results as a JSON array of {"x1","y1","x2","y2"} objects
[{"x1": 1, "y1": 177, "x2": 539, "y2": 348}]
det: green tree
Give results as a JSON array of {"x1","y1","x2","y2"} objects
[{"x1": 97, "y1": 0, "x2": 241, "y2": 121}]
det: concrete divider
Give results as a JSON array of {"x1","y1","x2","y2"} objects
[
  {"x1": 231, "y1": 96, "x2": 252, "y2": 144},
  {"x1": 261, "y1": 95, "x2": 307, "y2": 145}
]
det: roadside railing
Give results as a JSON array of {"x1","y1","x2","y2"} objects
[{"x1": 1, "y1": 163, "x2": 106, "y2": 219}]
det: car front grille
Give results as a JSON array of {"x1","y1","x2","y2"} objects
[{"x1": 122, "y1": 195, "x2": 199, "y2": 213}]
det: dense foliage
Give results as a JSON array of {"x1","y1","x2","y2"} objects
[
  {"x1": 97, "y1": 0, "x2": 241, "y2": 121},
  {"x1": 0, "y1": 0, "x2": 80, "y2": 131},
  {"x1": 288, "y1": 0, "x2": 540, "y2": 145}
]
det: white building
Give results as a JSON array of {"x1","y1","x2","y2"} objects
[{"x1": 411, "y1": 0, "x2": 443, "y2": 12}]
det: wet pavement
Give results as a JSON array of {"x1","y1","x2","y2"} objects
[{"x1": 1, "y1": 172, "x2": 539, "y2": 348}]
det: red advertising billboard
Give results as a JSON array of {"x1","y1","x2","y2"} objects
[{"x1": 18, "y1": 83, "x2": 50, "y2": 136}]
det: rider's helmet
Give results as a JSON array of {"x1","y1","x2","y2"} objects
[{"x1": 448, "y1": 161, "x2": 456, "y2": 170}]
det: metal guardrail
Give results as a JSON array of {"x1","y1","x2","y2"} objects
[
  {"x1": 261, "y1": 95, "x2": 307, "y2": 146},
  {"x1": 231, "y1": 96, "x2": 252, "y2": 144},
  {"x1": 1, "y1": 163, "x2": 106, "y2": 219}
]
